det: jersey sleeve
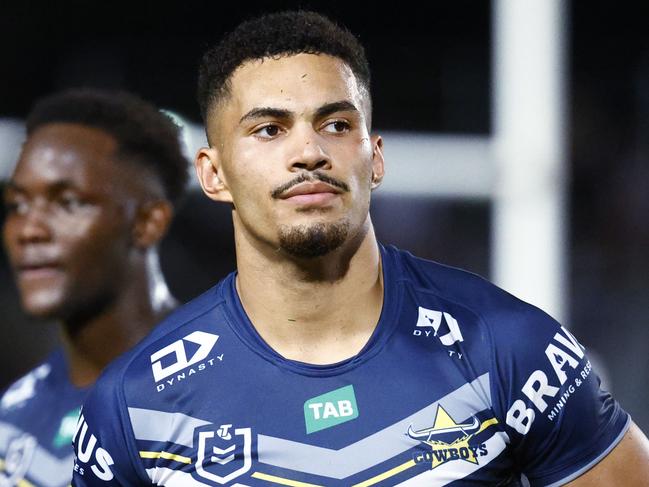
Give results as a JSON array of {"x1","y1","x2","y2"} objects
[
  {"x1": 488, "y1": 302, "x2": 630, "y2": 486},
  {"x1": 71, "y1": 371, "x2": 148, "y2": 486}
]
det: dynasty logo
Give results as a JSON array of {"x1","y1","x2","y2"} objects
[{"x1": 408, "y1": 405, "x2": 497, "y2": 469}]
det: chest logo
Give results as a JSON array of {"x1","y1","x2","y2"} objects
[
  {"x1": 304, "y1": 385, "x2": 359, "y2": 434},
  {"x1": 150, "y1": 331, "x2": 219, "y2": 388},
  {"x1": 408, "y1": 405, "x2": 497, "y2": 470},
  {"x1": 0, "y1": 434, "x2": 37, "y2": 485},
  {"x1": 194, "y1": 424, "x2": 252, "y2": 485}
]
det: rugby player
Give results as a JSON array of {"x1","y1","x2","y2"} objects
[
  {"x1": 1, "y1": 89, "x2": 187, "y2": 486},
  {"x1": 72, "y1": 12, "x2": 649, "y2": 486}
]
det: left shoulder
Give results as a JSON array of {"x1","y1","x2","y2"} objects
[{"x1": 385, "y1": 244, "x2": 553, "y2": 338}]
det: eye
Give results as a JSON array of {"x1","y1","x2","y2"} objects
[
  {"x1": 322, "y1": 120, "x2": 351, "y2": 134},
  {"x1": 3, "y1": 191, "x2": 28, "y2": 215},
  {"x1": 253, "y1": 124, "x2": 283, "y2": 139},
  {"x1": 57, "y1": 193, "x2": 84, "y2": 212},
  {"x1": 4, "y1": 197, "x2": 28, "y2": 215}
]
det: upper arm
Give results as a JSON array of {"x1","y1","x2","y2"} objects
[
  {"x1": 487, "y1": 302, "x2": 631, "y2": 485},
  {"x1": 71, "y1": 377, "x2": 145, "y2": 486},
  {"x1": 565, "y1": 422, "x2": 649, "y2": 486}
]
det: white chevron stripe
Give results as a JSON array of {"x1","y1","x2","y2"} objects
[{"x1": 257, "y1": 374, "x2": 492, "y2": 479}]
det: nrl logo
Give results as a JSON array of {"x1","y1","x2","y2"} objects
[
  {"x1": 194, "y1": 424, "x2": 252, "y2": 485},
  {"x1": 408, "y1": 405, "x2": 497, "y2": 469}
]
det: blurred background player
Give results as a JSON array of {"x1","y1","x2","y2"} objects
[{"x1": 0, "y1": 89, "x2": 188, "y2": 486}]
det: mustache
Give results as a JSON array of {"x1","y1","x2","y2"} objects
[{"x1": 271, "y1": 172, "x2": 350, "y2": 199}]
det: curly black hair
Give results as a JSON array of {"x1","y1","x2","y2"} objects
[
  {"x1": 26, "y1": 89, "x2": 188, "y2": 204},
  {"x1": 197, "y1": 10, "x2": 370, "y2": 122}
]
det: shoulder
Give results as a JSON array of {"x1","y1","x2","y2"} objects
[
  {"x1": 82, "y1": 274, "x2": 238, "y2": 418},
  {"x1": 385, "y1": 244, "x2": 546, "y2": 334},
  {"x1": 386, "y1": 244, "x2": 583, "y2": 373},
  {"x1": 0, "y1": 351, "x2": 60, "y2": 415}
]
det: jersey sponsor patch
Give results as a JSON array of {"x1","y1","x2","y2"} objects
[
  {"x1": 304, "y1": 385, "x2": 359, "y2": 434},
  {"x1": 506, "y1": 325, "x2": 587, "y2": 435},
  {"x1": 413, "y1": 307, "x2": 464, "y2": 346},
  {"x1": 150, "y1": 331, "x2": 223, "y2": 392},
  {"x1": 72, "y1": 414, "x2": 115, "y2": 481}
]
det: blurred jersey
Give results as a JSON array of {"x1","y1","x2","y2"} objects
[
  {"x1": 72, "y1": 245, "x2": 629, "y2": 486},
  {"x1": 1, "y1": 349, "x2": 87, "y2": 486}
]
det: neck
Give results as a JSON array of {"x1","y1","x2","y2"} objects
[
  {"x1": 60, "y1": 249, "x2": 177, "y2": 387},
  {"x1": 235, "y1": 216, "x2": 384, "y2": 364}
]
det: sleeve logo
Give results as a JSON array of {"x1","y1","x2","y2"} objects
[
  {"x1": 506, "y1": 325, "x2": 587, "y2": 435},
  {"x1": 73, "y1": 414, "x2": 115, "y2": 481},
  {"x1": 413, "y1": 307, "x2": 464, "y2": 346}
]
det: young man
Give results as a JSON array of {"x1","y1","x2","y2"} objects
[
  {"x1": 1, "y1": 89, "x2": 188, "y2": 486},
  {"x1": 71, "y1": 11, "x2": 649, "y2": 486}
]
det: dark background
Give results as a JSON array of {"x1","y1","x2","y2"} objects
[{"x1": 1, "y1": 1, "x2": 647, "y2": 431}]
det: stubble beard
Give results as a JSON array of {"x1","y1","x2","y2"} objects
[{"x1": 278, "y1": 219, "x2": 350, "y2": 258}]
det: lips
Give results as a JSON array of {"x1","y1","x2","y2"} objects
[
  {"x1": 279, "y1": 181, "x2": 342, "y2": 205},
  {"x1": 15, "y1": 260, "x2": 63, "y2": 280}
]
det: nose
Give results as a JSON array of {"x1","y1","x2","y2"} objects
[
  {"x1": 15, "y1": 203, "x2": 52, "y2": 244},
  {"x1": 287, "y1": 126, "x2": 332, "y2": 172}
]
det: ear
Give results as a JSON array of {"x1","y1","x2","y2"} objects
[
  {"x1": 132, "y1": 200, "x2": 174, "y2": 249},
  {"x1": 370, "y1": 135, "x2": 385, "y2": 190},
  {"x1": 194, "y1": 146, "x2": 233, "y2": 203}
]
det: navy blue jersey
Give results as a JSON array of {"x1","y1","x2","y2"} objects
[
  {"x1": 71, "y1": 245, "x2": 629, "y2": 486},
  {"x1": 1, "y1": 348, "x2": 88, "y2": 486}
]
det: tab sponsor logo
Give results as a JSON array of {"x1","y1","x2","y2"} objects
[
  {"x1": 54, "y1": 407, "x2": 81, "y2": 448},
  {"x1": 304, "y1": 385, "x2": 359, "y2": 434},
  {"x1": 150, "y1": 331, "x2": 223, "y2": 392}
]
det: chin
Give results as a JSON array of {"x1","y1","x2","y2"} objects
[
  {"x1": 20, "y1": 292, "x2": 67, "y2": 320},
  {"x1": 277, "y1": 220, "x2": 350, "y2": 259}
]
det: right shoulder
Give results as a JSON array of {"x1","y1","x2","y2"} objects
[
  {"x1": 92, "y1": 276, "x2": 232, "y2": 400},
  {"x1": 71, "y1": 277, "x2": 234, "y2": 485},
  {"x1": 0, "y1": 354, "x2": 58, "y2": 415}
]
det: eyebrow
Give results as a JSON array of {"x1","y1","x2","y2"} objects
[
  {"x1": 314, "y1": 100, "x2": 359, "y2": 120},
  {"x1": 239, "y1": 107, "x2": 292, "y2": 125},
  {"x1": 4, "y1": 180, "x2": 78, "y2": 195},
  {"x1": 238, "y1": 100, "x2": 360, "y2": 125},
  {"x1": 4, "y1": 181, "x2": 21, "y2": 192}
]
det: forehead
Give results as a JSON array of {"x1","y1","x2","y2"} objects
[
  {"x1": 217, "y1": 53, "x2": 365, "y2": 121},
  {"x1": 11, "y1": 123, "x2": 122, "y2": 192}
]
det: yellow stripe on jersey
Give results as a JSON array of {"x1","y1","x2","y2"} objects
[
  {"x1": 139, "y1": 450, "x2": 192, "y2": 464},
  {"x1": 251, "y1": 471, "x2": 324, "y2": 487},
  {"x1": 352, "y1": 459, "x2": 417, "y2": 487}
]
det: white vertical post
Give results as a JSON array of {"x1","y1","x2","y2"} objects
[{"x1": 492, "y1": 0, "x2": 568, "y2": 322}]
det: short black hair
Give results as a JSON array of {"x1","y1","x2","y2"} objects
[
  {"x1": 26, "y1": 89, "x2": 188, "y2": 204},
  {"x1": 197, "y1": 10, "x2": 370, "y2": 122}
]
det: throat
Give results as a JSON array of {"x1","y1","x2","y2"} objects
[{"x1": 237, "y1": 259, "x2": 384, "y2": 365}]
